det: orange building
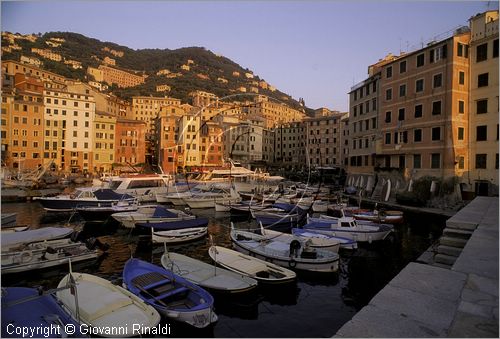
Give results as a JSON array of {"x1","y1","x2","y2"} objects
[
  {"x1": 115, "y1": 118, "x2": 147, "y2": 167},
  {"x1": 376, "y1": 30, "x2": 471, "y2": 181}
]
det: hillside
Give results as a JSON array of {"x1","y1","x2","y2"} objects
[{"x1": 2, "y1": 31, "x2": 311, "y2": 113}]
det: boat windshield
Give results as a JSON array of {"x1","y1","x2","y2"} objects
[{"x1": 109, "y1": 180, "x2": 123, "y2": 190}]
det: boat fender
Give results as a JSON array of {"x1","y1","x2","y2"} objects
[
  {"x1": 288, "y1": 259, "x2": 297, "y2": 268},
  {"x1": 289, "y1": 240, "x2": 301, "y2": 258},
  {"x1": 20, "y1": 251, "x2": 33, "y2": 263},
  {"x1": 368, "y1": 235, "x2": 373, "y2": 244}
]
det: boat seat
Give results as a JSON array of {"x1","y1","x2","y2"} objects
[
  {"x1": 153, "y1": 286, "x2": 189, "y2": 302},
  {"x1": 131, "y1": 272, "x2": 171, "y2": 291}
]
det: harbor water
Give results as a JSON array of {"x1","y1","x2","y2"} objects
[{"x1": 1, "y1": 201, "x2": 446, "y2": 337}]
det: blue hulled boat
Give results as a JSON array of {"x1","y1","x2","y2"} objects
[
  {"x1": 122, "y1": 258, "x2": 218, "y2": 328},
  {"x1": 1, "y1": 287, "x2": 84, "y2": 338}
]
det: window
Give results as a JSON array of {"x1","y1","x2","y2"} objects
[
  {"x1": 399, "y1": 84, "x2": 406, "y2": 97},
  {"x1": 494, "y1": 39, "x2": 499, "y2": 58},
  {"x1": 432, "y1": 127, "x2": 441, "y2": 141},
  {"x1": 431, "y1": 153, "x2": 441, "y2": 169},
  {"x1": 372, "y1": 98, "x2": 377, "y2": 111},
  {"x1": 459, "y1": 71, "x2": 465, "y2": 85},
  {"x1": 399, "y1": 61, "x2": 407, "y2": 74},
  {"x1": 414, "y1": 129, "x2": 422, "y2": 142},
  {"x1": 433, "y1": 73, "x2": 442, "y2": 88},
  {"x1": 385, "y1": 88, "x2": 392, "y2": 100},
  {"x1": 432, "y1": 101, "x2": 441, "y2": 115},
  {"x1": 414, "y1": 154, "x2": 421, "y2": 169},
  {"x1": 477, "y1": 99, "x2": 488, "y2": 114},
  {"x1": 477, "y1": 125, "x2": 487, "y2": 141},
  {"x1": 386, "y1": 66, "x2": 393, "y2": 78},
  {"x1": 416, "y1": 79, "x2": 424, "y2": 92},
  {"x1": 430, "y1": 45, "x2": 447, "y2": 63},
  {"x1": 416, "y1": 53, "x2": 425, "y2": 67},
  {"x1": 385, "y1": 111, "x2": 391, "y2": 123},
  {"x1": 476, "y1": 43, "x2": 488, "y2": 62},
  {"x1": 458, "y1": 100, "x2": 465, "y2": 114},
  {"x1": 398, "y1": 108, "x2": 405, "y2": 121},
  {"x1": 385, "y1": 133, "x2": 391, "y2": 144},
  {"x1": 458, "y1": 127, "x2": 464, "y2": 140},
  {"x1": 475, "y1": 154, "x2": 487, "y2": 169},
  {"x1": 457, "y1": 42, "x2": 469, "y2": 58},
  {"x1": 478, "y1": 73, "x2": 489, "y2": 87},
  {"x1": 414, "y1": 104, "x2": 423, "y2": 118},
  {"x1": 458, "y1": 156, "x2": 465, "y2": 169}
]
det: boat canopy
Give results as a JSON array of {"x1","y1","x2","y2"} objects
[{"x1": 93, "y1": 189, "x2": 134, "y2": 200}]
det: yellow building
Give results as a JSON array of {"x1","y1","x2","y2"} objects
[
  {"x1": 246, "y1": 96, "x2": 306, "y2": 128},
  {"x1": 98, "y1": 65, "x2": 146, "y2": 88},
  {"x1": 93, "y1": 112, "x2": 117, "y2": 173},
  {"x1": 31, "y1": 48, "x2": 62, "y2": 62},
  {"x1": 132, "y1": 96, "x2": 182, "y2": 135},
  {"x1": 468, "y1": 10, "x2": 499, "y2": 195}
]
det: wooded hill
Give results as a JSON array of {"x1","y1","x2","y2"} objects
[{"x1": 3, "y1": 31, "x2": 313, "y2": 114}]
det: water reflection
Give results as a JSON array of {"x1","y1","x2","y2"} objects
[{"x1": 0, "y1": 201, "x2": 444, "y2": 337}]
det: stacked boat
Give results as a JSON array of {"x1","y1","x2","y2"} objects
[{"x1": 1, "y1": 227, "x2": 104, "y2": 275}]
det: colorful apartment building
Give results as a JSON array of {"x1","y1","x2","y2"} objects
[
  {"x1": 93, "y1": 111, "x2": 116, "y2": 173},
  {"x1": 468, "y1": 10, "x2": 499, "y2": 195},
  {"x1": 3, "y1": 60, "x2": 66, "y2": 83},
  {"x1": 348, "y1": 64, "x2": 384, "y2": 174},
  {"x1": 97, "y1": 65, "x2": 146, "y2": 88},
  {"x1": 376, "y1": 29, "x2": 471, "y2": 183},
  {"x1": 305, "y1": 109, "x2": 345, "y2": 168},
  {"x1": 31, "y1": 48, "x2": 62, "y2": 62},
  {"x1": 43, "y1": 89, "x2": 95, "y2": 173},
  {"x1": 246, "y1": 95, "x2": 305, "y2": 128},
  {"x1": 115, "y1": 118, "x2": 146, "y2": 167},
  {"x1": 132, "y1": 96, "x2": 182, "y2": 135}
]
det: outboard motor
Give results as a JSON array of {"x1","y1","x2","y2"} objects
[{"x1": 289, "y1": 239, "x2": 301, "y2": 258}]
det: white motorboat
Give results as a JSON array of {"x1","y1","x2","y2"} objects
[
  {"x1": 103, "y1": 173, "x2": 177, "y2": 202},
  {"x1": 231, "y1": 225, "x2": 340, "y2": 273},
  {"x1": 304, "y1": 215, "x2": 394, "y2": 243},
  {"x1": 292, "y1": 228, "x2": 358, "y2": 251},
  {"x1": 208, "y1": 246, "x2": 296, "y2": 284},
  {"x1": 111, "y1": 205, "x2": 195, "y2": 229},
  {"x1": 34, "y1": 187, "x2": 136, "y2": 212},
  {"x1": 161, "y1": 252, "x2": 258, "y2": 294},
  {"x1": 258, "y1": 224, "x2": 341, "y2": 253},
  {"x1": 56, "y1": 272, "x2": 161, "y2": 338},
  {"x1": 2, "y1": 238, "x2": 100, "y2": 275}
]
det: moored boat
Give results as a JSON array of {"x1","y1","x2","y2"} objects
[
  {"x1": 1, "y1": 227, "x2": 74, "y2": 251},
  {"x1": 161, "y1": 252, "x2": 258, "y2": 294},
  {"x1": 34, "y1": 188, "x2": 136, "y2": 212},
  {"x1": 76, "y1": 199, "x2": 139, "y2": 222},
  {"x1": 304, "y1": 215, "x2": 394, "y2": 243},
  {"x1": 208, "y1": 246, "x2": 296, "y2": 284},
  {"x1": 111, "y1": 205, "x2": 195, "y2": 229},
  {"x1": 138, "y1": 218, "x2": 209, "y2": 244},
  {"x1": 2, "y1": 287, "x2": 85, "y2": 338},
  {"x1": 292, "y1": 228, "x2": 358, "y2": 251},
  {"x1": 230, "y1": 225, "x2": 340, "y2": 273},
  {"x1": 122, "y1": 258, "x2": 217, "y2": 328},
  {"x1": 57, "y1": 271, "x2": 161, "y2": 337},
  {"x1": 1, "y1": 238, "x2": 102, "y2": 275}
]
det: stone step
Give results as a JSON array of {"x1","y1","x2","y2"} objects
[
  {"x1": 432, "y1": 262, "x2": 452, "y2": 269},
  {"x1": 436, "y1": 245, "x2": 463, "y2": 257},
  {"x1": 442, "y1": 228, "x2": 473, "y2": 240},
  {"x1": 434, "y1": 253, "x2": 458, "y2": 266},
  {"x1": 439, "y1": 236, "x2": 468, "y2": 248}
]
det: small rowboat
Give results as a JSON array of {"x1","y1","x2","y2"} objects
[
  {"x1": 161, "y1": 252, "x2": 258, "y2": 294},
  {"x1": 208, "y1": 246, "x2": 296, "y2": 284},
  {"x1": 123, "y1": 258, "x2": 217, "y2": 328},
  {"x1": 56, "y1": 272, "x2": 161, "y2": 337}
]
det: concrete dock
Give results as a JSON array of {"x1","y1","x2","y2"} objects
[{"x1": 334, "y1": 196, "x2": 498, "y2": 337}]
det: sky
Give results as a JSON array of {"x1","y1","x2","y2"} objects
[{"x1": 1, "y1": 1, "x2": 497, "y2": 111}]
